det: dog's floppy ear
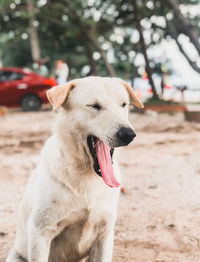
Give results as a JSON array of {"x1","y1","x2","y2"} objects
[
  {"x1": 122, "y1": 81, "x2": 144, "y2": 108},
  {"x1": 46, "y1": 81, "x2": 76, "y2": 111}
]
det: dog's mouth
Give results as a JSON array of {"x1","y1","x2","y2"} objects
[{"x1": 87, "y1": 135, "x2": 120, "y2": 188}]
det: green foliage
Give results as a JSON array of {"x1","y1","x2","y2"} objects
[
  {"x1": 0, "y1": 0, "x2": 199, "y2": 79},
  {"x1": 1, "y1": 37, "x2": 32, "y2": 67}
]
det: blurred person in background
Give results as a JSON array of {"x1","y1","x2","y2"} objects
[
  {"x1": 160, "y1": 77, "x2": 165, "y2": 97},
  {"x1": 55, "y1": 60, "x2": 69, "y2": 84},
  {"x1": 176, "y1": 85, "x2": 188, "y2": 102}
]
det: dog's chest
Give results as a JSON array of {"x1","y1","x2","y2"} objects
[
  {"x1": 48, "y1": 178, "x2": 119, "y2": 261},
  {"x1": 49, "y1": 207, "x2": 109, "y2": 261}
]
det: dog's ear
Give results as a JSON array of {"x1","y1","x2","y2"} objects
[
  {"x1": 46, "y1": 81, "x2": 76, "y2": 111},
  {"x1": 122, "y1": 81, "x2": 144, "y2": 108}
]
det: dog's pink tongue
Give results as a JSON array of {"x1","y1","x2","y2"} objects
[{"x1": 96, "y1": 141, "x2": 120, "y2": 188}]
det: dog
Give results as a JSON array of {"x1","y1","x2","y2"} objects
[{"x1": 6, "y1": 76, "x2": 143, "y2": 262}]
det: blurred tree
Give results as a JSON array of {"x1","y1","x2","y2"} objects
[
  {"x1": 165, "y1": 0, "x2": 200, "y2": 56},
  {"x1": 0, "y1": 0, "x2": 199, "y2": 90},
  {"x1": 27, "y1": 0, "x2": 41, "y2": 62},
  {"x1": 165, "y1": 18, "x2": 200, "y2": 74},
  {"x1": 159, "y1": 0, "x2": 200, "y2": 74},
  {"x1": 132, "y1": 0, "x2": 158, "y2": 99}
]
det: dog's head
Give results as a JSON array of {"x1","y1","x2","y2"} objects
[{"x1": 47, "y1": 77, "x2": 143, "y2": 188}]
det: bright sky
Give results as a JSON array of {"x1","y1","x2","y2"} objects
[{"x1": 158, "y1": 39, "x2": 200, "y2": 89}]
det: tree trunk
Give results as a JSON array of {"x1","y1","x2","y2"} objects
[
  {"x1": 165, "y1": 0, "x2": 200, "y2": 56},
  {"x1": 27, "y1": 0, "x2": 41, "y2": 62},
  {"x1": 166, "y1": 19, "x2": 200, "y2": 74},
  {"x1": 130, "y1": 53, "x2": 137, "y2": 88},
  {"x1": 133, "y1": 1, "x2": 158, "y2": 99},
  {"x1": 85, "y1": 43, "x2": 98, "y2": 75},
  {"x1": 88, "y1": 34, "x2": 116, "y2": 77},
  {"x1": 65, "y1": 2, "x2": 116, "y2": 77},
  {"x1": 79, "y1": 27, "x2": 116, "y2": 76}
]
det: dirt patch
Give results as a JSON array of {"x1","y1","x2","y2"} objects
[
  {"x1": 0, "y1": 111, "x2": 200, "y2": 262},
  {"x1": 144, "y1": 104, "x2": 187, "y2": 113}
]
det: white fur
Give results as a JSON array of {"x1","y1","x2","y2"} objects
[{"x1": 6, "y1": 77, "x2": 134, "y2": 262}]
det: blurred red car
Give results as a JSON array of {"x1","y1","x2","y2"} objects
[{"x1": 0, "y1": 67, "x2": 57, "y2": 111}]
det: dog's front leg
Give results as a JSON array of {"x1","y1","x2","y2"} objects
[
  {"x1": 27, "y1": 219, "x2": 52, "y2": 262},
  {"x1": 87, "y1": 231, "x2": 114, "y2": 262}
]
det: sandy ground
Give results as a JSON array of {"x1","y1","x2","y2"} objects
[{"x1": 0, "y1": 110, "x2": 200, "y2": 262}]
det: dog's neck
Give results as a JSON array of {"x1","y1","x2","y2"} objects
[
  {"x1": 53, "y1": 116, "x2": 95, "y2": 189},
  {"x1": 56, "y1": 130, "x2": 90, "y2": 170}
]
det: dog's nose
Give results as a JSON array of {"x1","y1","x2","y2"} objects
[{"x1": 116, "y1": 127, "x2": 136, "y2": 145}]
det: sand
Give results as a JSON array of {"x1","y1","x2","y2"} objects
[{"x1": 0, "y1": 110, "x2": 200, "y2": 262}]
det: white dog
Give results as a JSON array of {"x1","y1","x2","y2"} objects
[{"x1": 7, "y1": 77, "x2": 143, "y2": 262}]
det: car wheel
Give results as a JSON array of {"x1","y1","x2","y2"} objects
[{"x1": 21, "y1": 94, "x2": 41, "y2": 111}]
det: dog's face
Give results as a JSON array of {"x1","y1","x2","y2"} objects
[{"x1": 47, "y1": 77, "x2": 143, "y2": 187}]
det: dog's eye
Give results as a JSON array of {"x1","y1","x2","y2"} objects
[
  {"x1": 92, "y1": 103, "x2": 101, "y2": 110},
  {"x1": 87, "y1": 103, "x2": 102, "y2": 110},
  {"x1": 121, "y1": 102, "x2": 127, "y2": 108}
]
